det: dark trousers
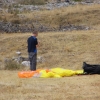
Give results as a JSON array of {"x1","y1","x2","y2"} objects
[{"x1": 29, "y1": 52, "x2": 37, "y2": 71}]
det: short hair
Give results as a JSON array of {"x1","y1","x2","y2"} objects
[{"x1": 33, "y1": 31, "x2": 38, "y2": 34}]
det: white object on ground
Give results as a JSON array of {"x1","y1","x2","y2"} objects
[
  {"x1": 21, "y1": 61, "x2": 30, "y2": 67},
  {"x1": 16, "y1": 51, "x2": 21, "y2": 55}
]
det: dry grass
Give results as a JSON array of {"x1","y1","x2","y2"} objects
[
  {"x1": 0, "y1": 29, "x2": 100, "y2": 69},
  {"x1": 0, "y1": 70, "x2": 100, "y2": 100},
  {"x1": 21, "y1": 4, "x2": 100, "y2": 28},
  {"x1": 0, "y1": 4, "x2": 100, "y2": 100},
  {"x1": 1, "y1": 4, "x2": 100, "y2": 28},
  {"x1": 0, "y1": 29, "x2": 100, "y2": 100}
]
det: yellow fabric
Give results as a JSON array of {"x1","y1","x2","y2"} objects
[
  {"x1": 75, "y1": 70, "x2": 84, "y2": 75},
  {"x1": 53, "y1": 74, "x2": 62, "y2": 78},
  {"x1": 18, "y1": 68, "x2": 84, "y2": 78},
  {"x1": 64, "y1": 70, "x2": 76, "y2": 76},
  {"x1": 50, "y1": 68, "x2": 65, "y2": 77},
  {"x1": 51, "y1": 68, "x2": 76, "y2": 77}
]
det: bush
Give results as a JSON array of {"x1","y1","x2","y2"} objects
[{"x1": 4, "y1": 60, "x2": 21, "y2": 70}]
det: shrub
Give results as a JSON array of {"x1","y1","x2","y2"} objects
[{"x1": 4, "y1": 60, "x2": 22, "y2": 70}]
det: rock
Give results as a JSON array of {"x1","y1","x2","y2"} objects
[
  {"x1": 60, "y1": 25, "x2": 90, "y2": 31},
  {"x1": 0, "y1": 22, "x2": 90, "y2": 33},
  {"x1": 16, "y1": 51, "x2": 21, "y2": 55},
  {"x1": 13, "y1": 56, "x2": 22, "y2": 63},
  {"x1": 0, "y1": 21, "x2": 91, "y2": 33},
  {"x1": 21, "y1": 56, "x2": 45, "y2": 67},
  {"x1": 21, "y1": 61, "x2": 30, "y2": 67}
]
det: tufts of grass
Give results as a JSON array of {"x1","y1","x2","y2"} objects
[
  {"x1": 0, "y1": 4, "x2": 100, "y2": 28},
  {"x1": 4, "y1": 60, "x2": 22, "y2": 70}
]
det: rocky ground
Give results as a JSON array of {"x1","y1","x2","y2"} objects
[
  {"x1": 0, "y1": 0, "x2": 100, "y2": 33},
  {"x1": 0, "y1": 0, "x2": 100, "y2": 12},
  {"x1": 0, "y1": 21, "x2": 90, "y2": 33}
]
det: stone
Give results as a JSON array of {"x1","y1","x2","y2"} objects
[
  {"x1": 16, "y1": 51, "x2": 21, "y2": 55},
  {"x1": 0, "y1": 21, "x2": 91, "y2": 33},
  {"x1": 21, "y1": 61, "x2": 30, "y2": 67},
  {"x1": 21, "y1": 56, "x2": 45, "y2": 67}
]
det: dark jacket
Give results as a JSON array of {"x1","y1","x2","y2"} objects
[{"x1": 27, "y1": 36, "x2": 38, "y2": 53}]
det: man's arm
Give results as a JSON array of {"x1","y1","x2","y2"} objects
[
  {"x1": 36, "y1": 41, "x2": 40, "y2": 48},
  {"x1": 35, "y1": 38, "x2": 39, "y2": 48}
]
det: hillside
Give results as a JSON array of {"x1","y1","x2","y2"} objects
[
  {"x1": 0, "y1": 0, "x2": 100, "y2": 4},
  {"x1": 0, "y1": 2, "x2": 100, "y2": 100},
  {"x1": 0, "y1": 0, "x2": 48, "y2": 5},
  {"x1": 0, "y1": 4, "x2": 100, "y2": 32}
]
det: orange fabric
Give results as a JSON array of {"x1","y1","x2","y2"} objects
[
  {"x1": 18, "y1": 71, "x2": 38, "y2": 78},
  {"x1": 45, "y1": 69, "x2": 50, "y2": 73},
  {"x1": 36, "y1": 69, "x2": 42, "y2": 73},
  {"x1": 18, "y1": 69, "x2": 51, "y2": 78}
]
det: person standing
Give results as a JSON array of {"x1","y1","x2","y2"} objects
[{"x1": 27, "y1": 31, "x2": 38, "y2": 71}]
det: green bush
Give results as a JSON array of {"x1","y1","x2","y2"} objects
[{"x1": 4, "y1": 60, "x2": 21, "y2": 70}]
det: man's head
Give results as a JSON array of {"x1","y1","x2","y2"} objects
[{"x1": 32, "y1": 31, "x2": 38, "y2": 37}]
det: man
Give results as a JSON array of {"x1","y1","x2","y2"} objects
[{"x1": 27, "y1": 31, "x2": 38, "y2": 71}]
